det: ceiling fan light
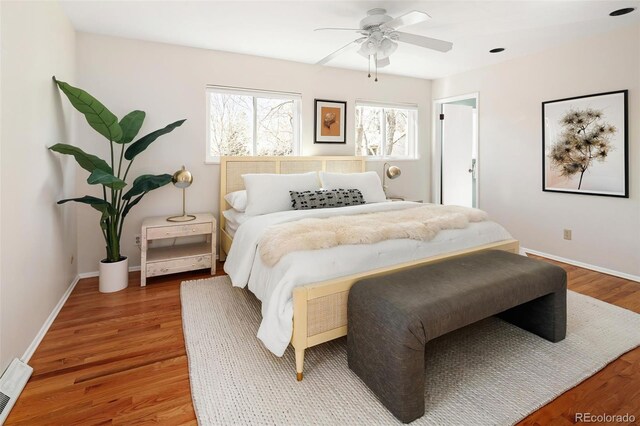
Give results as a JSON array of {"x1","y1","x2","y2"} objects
[
  {"x1": 358, "y1": 40, "x2": 377, "y2": 57},
  {"x1": 379, "y1": 38, "x2": 398, "y2": 58}
]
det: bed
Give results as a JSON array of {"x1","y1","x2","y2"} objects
[{"x1": 219, "y1": 156, "x2": 519, "y2": 381}]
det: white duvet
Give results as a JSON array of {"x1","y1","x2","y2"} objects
[{"x1": 224, "y1": 201, "x2": 513, "y2": 356}]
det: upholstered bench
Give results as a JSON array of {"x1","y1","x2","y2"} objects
[{"x1": 347, "y1": 250, "x2": 567, "y2": 423}]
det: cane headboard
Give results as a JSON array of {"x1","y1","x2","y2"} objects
[{"x1": 218, "y1": 156, "x2": 366, "y2": 257}]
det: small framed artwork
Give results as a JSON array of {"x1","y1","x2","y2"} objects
[
  {"x1": 542, "y1": 90, "x2": 628, "y2": 198},
  {"x1": 314, "y1": 99, "x2": 346, "y2": 144}
]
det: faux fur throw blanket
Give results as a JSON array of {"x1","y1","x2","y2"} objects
[{"x1": 259, "y1": 205, "x2": 488, "y2": 267}]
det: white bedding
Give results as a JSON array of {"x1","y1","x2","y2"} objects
[
  {"x1": 224, "y1": 201, "x2": 513, "y2": 356},
  {"x1": 222, "y1": 208, "x2": 250, "y2": 237},
  {"x1": 225, "y1": 224, "x2": 237, "y2": 238}
]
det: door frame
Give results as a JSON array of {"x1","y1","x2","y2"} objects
[{"x1": 432, "y1": 92, "x2": 480, "y2": 207}]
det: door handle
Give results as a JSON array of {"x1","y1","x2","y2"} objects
[{"x1": 468, "y1": 159, "x2": 477, "y2": 179}]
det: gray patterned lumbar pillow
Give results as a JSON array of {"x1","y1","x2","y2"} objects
[{"x1": 290, "y1": 188, "x2": 365, "y2": 210}]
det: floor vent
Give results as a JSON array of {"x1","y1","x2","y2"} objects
[
  {"x1": 0, "y1": 358, "x2": 33, "y2": 424},
  {"x1": 0, "y1": 392, "x2": 9, "y2": 413}
]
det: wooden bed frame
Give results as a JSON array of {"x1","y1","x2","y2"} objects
[{"x1": 219, "y1": 156, "x2": 519, "y2": 381}]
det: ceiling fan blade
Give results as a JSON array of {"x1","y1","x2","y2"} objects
[
  {"x1": 316, "y1": 38, "x2": 366, "y2": 65},
  {"x1": 376, "y1": 57, "x2": 390, "y2": 68},
  {"x1": 381, "y1": 10, "x2": 431, "y2": 30},
  {"x1": 395, "y1": 31, "x2": 453, "y2": 52},
  {"x1": 314, "y1": 27, "x2": 362, "y2": 32}
]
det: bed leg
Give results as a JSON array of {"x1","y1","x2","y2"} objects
[{"x1": 295, "y1": 348, "x2": 305, "y2": 381}]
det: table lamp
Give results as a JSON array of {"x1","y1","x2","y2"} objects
[
  {"x1": 167, "y1": 166, "x2": 196, "y2": 222},
  {"x1": 383, "y1": 162, "x2": 401, "y2": 196}
]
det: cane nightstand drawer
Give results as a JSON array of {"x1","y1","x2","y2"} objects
[
  {"x1": 146, "y1": 254, "x2": 212, "y2": 277},
  {"x1": 146, "y1": 222, "x2": 212, "y2": 240}
]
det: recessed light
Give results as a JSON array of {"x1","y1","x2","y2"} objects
[
  {"x1": 489, "y1": 48, "x2": 505, "y2": 53},
  {"x1": 610, "y1": 7, "x2": 636, "y2": 16}
]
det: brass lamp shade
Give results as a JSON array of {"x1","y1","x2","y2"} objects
[
  {"x1": 383, "y1": 162, "x2": 401, "y2": 196},
  {"x1": 172, "y1": 167, "x2": 193, "y2": 189},
  {"x1": 386, "y1": 165, "x2": 401, "y2": 179},
  {"x1": 167, "y1": 166, "x2": 196, "y2": 222}
]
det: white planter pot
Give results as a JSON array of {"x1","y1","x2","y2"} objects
[{"x1": 99, "y1": 257, "x2": 129, "y2": 293}]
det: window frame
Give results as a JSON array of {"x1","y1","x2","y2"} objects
[
  {"x1": 205, "y1": 86, "x2": 302, "y2": 164},
  {"x1": 355, "y1": 100, "x2": 419, "y2": 161}
]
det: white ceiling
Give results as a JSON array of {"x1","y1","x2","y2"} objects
[{"x1": 60, "y1": 0, "x2": 640, "y2": 80}]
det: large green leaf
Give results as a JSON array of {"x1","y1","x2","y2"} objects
[
  {"x1": 54, "y1": 77, "x2": 123, "y2": 142},
  {"x1": 87, "y1": 169, "x2": 127, "y2": 190},
  {"x1": 122, "y1": 194, "x2": 145, "y2": 218},
  {"x1": 58, "y1": 196, "x2": 115, "y2": 232},
  {"x1": 118, "y1": 110, "x2": 146, "y2": 144},
  {"x1": 57, "y1": 195, "x2": 116, "y2": 216},
  {"x1": 49, "y1": 144, "x2": 112, "y2": 174},
  {"x1": 124, "y1": 119, "x2": 186, "y2": 160},
  {"x1": 123, "y1": 174, "x2": 172, "y2": 200}
]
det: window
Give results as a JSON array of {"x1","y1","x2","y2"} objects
[
  {"x1": 206, "y1": 87, "x2": 301, "y2": 163},
  {"x1": 355, "y1": 102, "x2": 418, "y2": 159}
]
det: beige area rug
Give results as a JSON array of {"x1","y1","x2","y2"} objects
[{"x1": 181, "y1": 276, "x2": 640, "y2": 425}]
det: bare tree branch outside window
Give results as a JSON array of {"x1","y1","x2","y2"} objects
[
  {"x1": 209, "y1": 94, "x2": 252, "y2": 157},
  {"x1": 548, "y1": 108, "x2": 616, "y2": 189},
  {"x1": 356, "y1": 105, "x2": 413, "y2": 158},
  {"x1": 356, "y1": 106, "x2": 381, "y2": 155},
  {"x1": 385, "y1": 109, "x2": 408, "y2": 156},
  {"x1": 208, "y1": 91, "x2": 298, "y2": 159},
  {"x1": 257, "y1": 98, "x2": 294, "y2": 156}
]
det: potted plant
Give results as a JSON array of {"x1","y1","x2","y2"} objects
[{"x1": 50, "y1": 77, "x2": 185, "y2": 293}]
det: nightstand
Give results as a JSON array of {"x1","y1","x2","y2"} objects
[{"x1": 140, "y1": 213, "x2": 216, "y2": 286}]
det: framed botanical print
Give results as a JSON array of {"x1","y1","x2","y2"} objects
[
  {"x1": 314, "y1": 99, "x2": 346, "y2": 144},
  {"x1": 542, "y1": 90, "x2": 628, "y2": 197}
]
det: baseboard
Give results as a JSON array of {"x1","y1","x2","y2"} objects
[
  {"x1": 77, "y1": 265, "x2": 141, "y2": 279},
  {"x1": 521, "y1": 247, "x2": 640, "y2": 283},
  {"x1": 21, "y1": 274, "x2": 80, "y2": 363}
]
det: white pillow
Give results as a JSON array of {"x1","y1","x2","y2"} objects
[
  {"x1": 242, "y1": 172, "x2": 320, "y2": 216},
  {"x1": 319, "y1": 171, "x2": 387, "y2": 204},
  {"x1": 222, "y1": 208, "x2": 249, "y2": 232},
  {"x1": 224, "y1": 190, "x2": 248, "y2": 212}
]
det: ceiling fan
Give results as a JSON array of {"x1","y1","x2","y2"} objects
[{"x1": 315, "y1": 8, "x2": 453, "y2": 81}]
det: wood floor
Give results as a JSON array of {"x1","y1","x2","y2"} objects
[{"x1": 6, "y1": 256, "x2": 640, "y2": 425}]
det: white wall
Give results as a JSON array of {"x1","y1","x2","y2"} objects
[
  {"x1": 432, "y1": 24, "x2": 640, "y2": 277},
  {"x1": 0, "y1": 1, "x2": 77, "y2": 371},
  {"x1": 75, "y1": 33, "x2": 432, "y2": 273}
]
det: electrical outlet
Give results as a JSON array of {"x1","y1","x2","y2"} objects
[
  {"x1": 135, "y1": 234, "x2": 141, "y2": 246},
  {"x1": 563, "y1": 229, "x2": 572, "y2": 240}
]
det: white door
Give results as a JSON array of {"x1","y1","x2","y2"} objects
[{"x1": 441, "y1": 103, "x2": 476, "y2": 207}]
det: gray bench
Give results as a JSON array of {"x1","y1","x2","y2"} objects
[{"x1": 347, "y1": 250, "x2": 567, "y2": 423}]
